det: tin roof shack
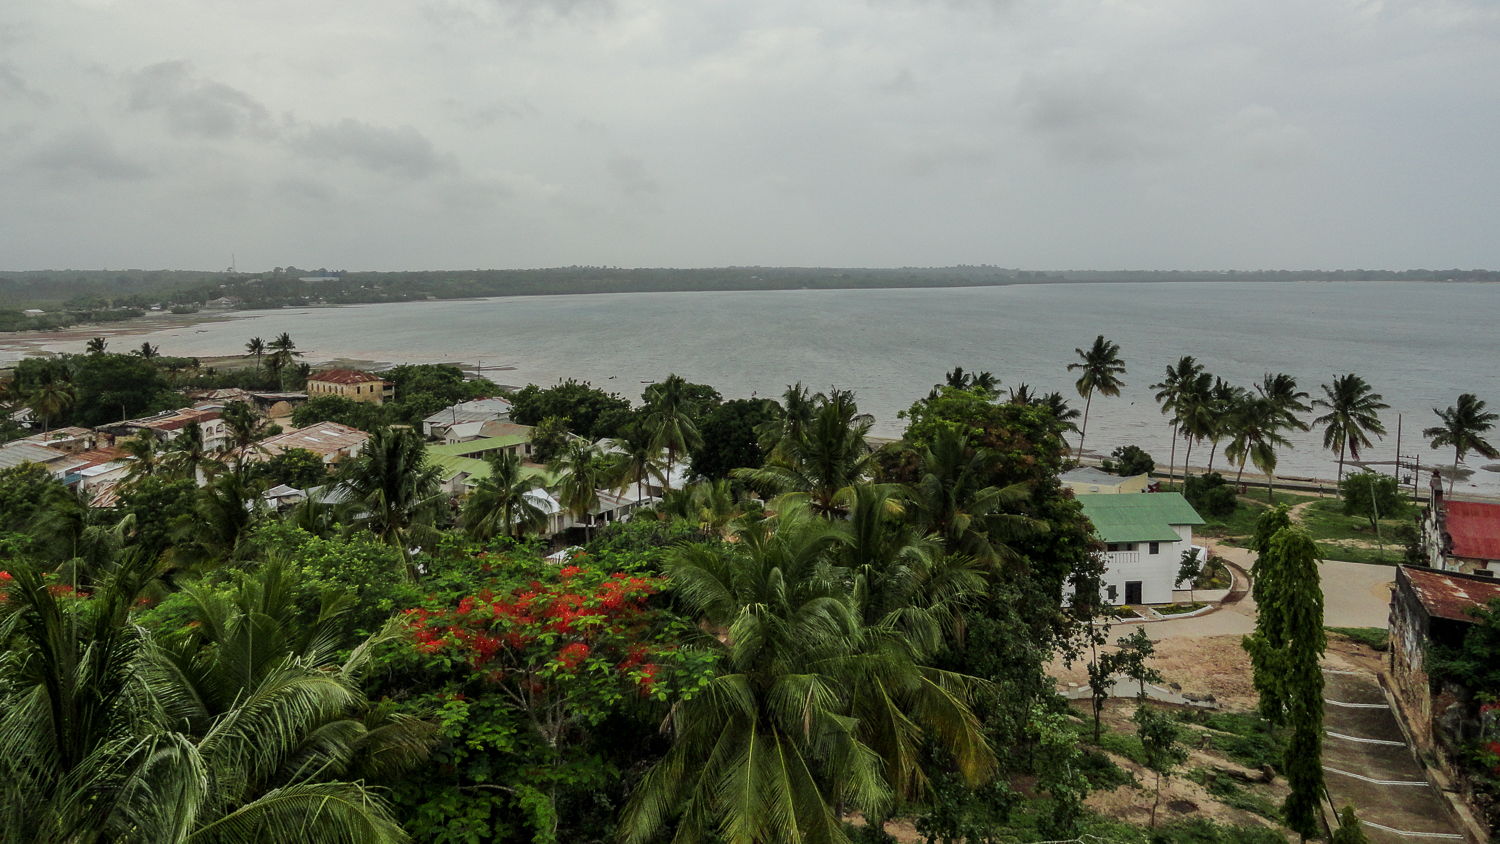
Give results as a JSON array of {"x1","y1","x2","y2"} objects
[
  {"x1": 1389, "y1": 565, "x2": 1500, "y2": 755},
  {"x1": 1060, "y1": 466, "x2": 1151, "y2": 495}
]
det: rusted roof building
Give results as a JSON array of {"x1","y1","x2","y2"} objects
[
  {"x1": 1420, "y1": 487, "x2": 1500, "y2": 576},
  {"x1": 1389, "y1": 564, "x2": 1500, "y2": 750},
  {"x1": 306, "y1": 369, "x2": 394, "y2": 406}
]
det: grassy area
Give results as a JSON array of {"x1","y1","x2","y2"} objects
[
  {"x1": 1179, "y1": 487, "x2": 1323, "y2": 547},
  {"x1": 1327, "y1": 626, "x2": 1390, "y2": 651},
  {"x1": 1297, "y1": 499, "x2": 1414, "y2": 566},
  {"x1": 1173, "y1": 710, "x2": 1284, "y2": 771},
  {"x1": 1184, "y1": 768, "x2": 1283, "y2": 823},
  {"x1": 1156, "y1": 602, "x2": 1206, "y2": 616}
]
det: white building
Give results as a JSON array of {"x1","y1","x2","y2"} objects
[{"x1": 1075, "y1": 492, "x2": 1204, "y2": 605}]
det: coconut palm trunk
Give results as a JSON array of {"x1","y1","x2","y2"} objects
[{"x1": 1168, "y1": 423, "x2": 1178, "y2": 485}]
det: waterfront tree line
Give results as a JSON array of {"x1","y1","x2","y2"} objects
[{"x1": 0, "y1": 331, "x2": 1495, "y2": 843}]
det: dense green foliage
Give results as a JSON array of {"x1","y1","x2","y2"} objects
[
  {"x1": 509, "y1": 380, "x2": 632, "y2": 440},
  {"x1": 1183, "y1": 472, "x2": 1238, "y2": 518},
  {"x1": 1102, "y1": 444, "x2": 1155, "y2": 476},
  {"x1": 1338, "y1": 469, "x2": 1408, "y2": 531},
  {"x1": 0, "y1": 345, "x2": 1343, "y2": 844}
]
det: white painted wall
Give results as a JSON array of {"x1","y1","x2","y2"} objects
[{"x1": 1098, "y1": 525, "x2": 1197, "y2": 605}]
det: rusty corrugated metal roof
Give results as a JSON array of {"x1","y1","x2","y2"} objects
[
  {"x1": 1446, "y1": 500, "x2": 1500, "y2": 561},
  {"x1": 310, "y1": 368, "x2": 385, "y2": 385},
  {"x1": 1402, "y1": 565, "x2": 1500, "y2": 622}
]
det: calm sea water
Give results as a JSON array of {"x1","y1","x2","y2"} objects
[{"x1": 34, "y1": 281, "x2": 1500, "y2": 493}]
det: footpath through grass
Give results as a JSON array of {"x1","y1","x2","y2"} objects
[{"x1": 1167, "y1": 482, "x2": 1416, "y2": 564}]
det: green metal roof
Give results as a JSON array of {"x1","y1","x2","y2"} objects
[
  {"x1": 427, "y1": 434, "x2": 530, "y2": 459},
  {"x1": 1074, "y1": 493, "x2": 1204, "y2": 544},
  {"x1": 428, "y1": 453, "x2": 552, "y2": 485}
]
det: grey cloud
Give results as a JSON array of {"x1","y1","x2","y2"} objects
[
  {"x1": 606, "y1": 155, "x2": 659, "y2": 197},
  {"x1": 21, "y1": 130, "x2": 151, "y2": 181},
  {"x1": 287, "y1": 119, "x2": 456, "y2": 179},
  {"x1": 448, "y1": 100, "x2": 540, "y2": 129},
  {"x1": 1219, "y1": 105, "x2": 1314, "y2": 169},
  {"x1": 901, "y1": 133, "x2": 994, "y2": 177},
  {"x1": 0, "y1": 63, "x2": 51, "y2": 105},
  {"x1": 878, "y1": 68, "x2": 919, "y2": 96},
  {"x1": 128, "y1": 61, "x2": 273, "y2": 139},
  {"x1": 1015, "y1": 70, "x2": 1176, "y2": 164},
  {"x1": 273, "y1": 178, "x2": 337, "y2": 206}
]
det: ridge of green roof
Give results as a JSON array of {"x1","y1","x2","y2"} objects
[
  {"x1": 427, "y1": 434, "x2": 529, "y2": 458},
  {"x1": 1074, "y1": 492, "x2": 1204, "y2": 543}
]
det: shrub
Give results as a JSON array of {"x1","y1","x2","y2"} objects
[
  {"x1": 1103, "y1": 444, "x2": 1155, "y2": 477},
  {"x1": 1183, "y1": 472, "x2": 1237, "y2": 518}
]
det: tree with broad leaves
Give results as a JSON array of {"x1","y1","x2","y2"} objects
[
  {"x1": 1133, "y1": 704, "x2": 1187, "y2": 828},
  {"x1": 1176, "y1": 547, "x2": 1203, "y2": 603},
  {"x1": 1424, "y1": 393, "x2": 1499, "y2": 495},
  {"x1": 1242, "y1": 521, "x2": 1326, "y2": 841}
]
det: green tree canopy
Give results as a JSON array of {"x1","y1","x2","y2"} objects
[{"x1": 509, "y1": 379, "x2": 632, "y2": 440}]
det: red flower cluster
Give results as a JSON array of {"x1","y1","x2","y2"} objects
[
  {"x1": 556, "y1": 642, "x2": 590, "y2": 670},
  {"x1": 405, "y1": 569, "x2": 669, "y2": 692}
]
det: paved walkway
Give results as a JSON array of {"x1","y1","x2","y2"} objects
[
  {"x1": 1138, "y1": 546, "x2": 1396, "y2": 641},
  {"x1": 1321, "y1": 666, "x2": 1465, "y2": 843}
]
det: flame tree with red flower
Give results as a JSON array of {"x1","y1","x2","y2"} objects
[{"x1": 399, "y1": 561, "x2": 713, "y2": 844}]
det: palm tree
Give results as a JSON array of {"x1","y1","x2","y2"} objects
[
  {"x1": 119, "y1": 430, "x2": 167, "y2": 486},
  {"x1": 25, "y1": 372, "x2": 75, "y2": 432},
  {"x1": 734, "y1": 389, "x2": 875, "y2": 518},
  {"x1": 607, "y1": 421, "x2": 666, "y2": 503},
  {"x1": 1151, "y1": 356, "x2": 1205, "y2": 485},
  {"x1": 1204, "y1": 378, "x2": 1247, "y2": 473},
  {"x1": 245, "y1": 336, "x2": 267, "y2": 371},
  {"x1": 643, "y1": 373, "x2": 703, "y2": 491},
  {"x1": 1066, "y1": 335, "x2": 1126, "y2": 456},
  {"x1": 1007, "y1": 383, "x2": 1038, "y2": 405},
  {"x1": 85, "y1": 336, "x2": 107, "y2": 354},
  {"x1": 755, "y1": 382, "x2": 815, "y2": 460},
  {"x1": 221, "y1": 401, "x2": 271, "y2": 471},
  {"x1": 1312, "y1": 374, "x2": 1389, "y2": 483},
  {"x1": 944, "y1": 367, "x2": 1000, "y2": 398},
  {"x1": 134, "y1": 341, "x2": 160, "y2": 359},
  {"x1": 1226, "y1": 395, "x2": 1295, "y2": 501},
  {"x1": 619, "y1": 513, "x2": 995, "y2": 844},
  {"x1": 266, "y1": 332, "x2": 302, "y2": 382},
  {"x1": 1424, "y1": 393, "x2": 1500, "y2": 494},
  {"x1": 1174, "y1": 371, "x2": 1216, "y2": 476},
  {"x1": 162, "y1": 420, "x2": 218, "y2": 483},
  {"x1": 336, "y1": 426, "x2": 445, "y2": 578},
  {"x1": 463, "y1": 450, "x2": 548, "y2": 540},
  {"x1": 171, "y1": 470, "x2": 266, "y2": 564},
  {"x1": 1257, "y1": 373, "x2": 1311, "y2": 433},
  {"x1": 550, "y1": 439, "x2": 606, "y2": 540},
  {"x1": 1037, "y1": 391, "x2": 1082, "y2": 440},
  {"x1": 902, "y1": 427, "x2": 1043, "y2": 569},
  {"x1": 0, "y1": 556, "x2": 418, "y2": 844}
]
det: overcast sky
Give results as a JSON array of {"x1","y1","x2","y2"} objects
[{"x1": 2, "y1": 0, "x2": 1496, "y2": 272}]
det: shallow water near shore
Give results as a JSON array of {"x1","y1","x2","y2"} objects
[{"x1": 23, "y1": 280, "x2": 1500, "y2": 495}]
